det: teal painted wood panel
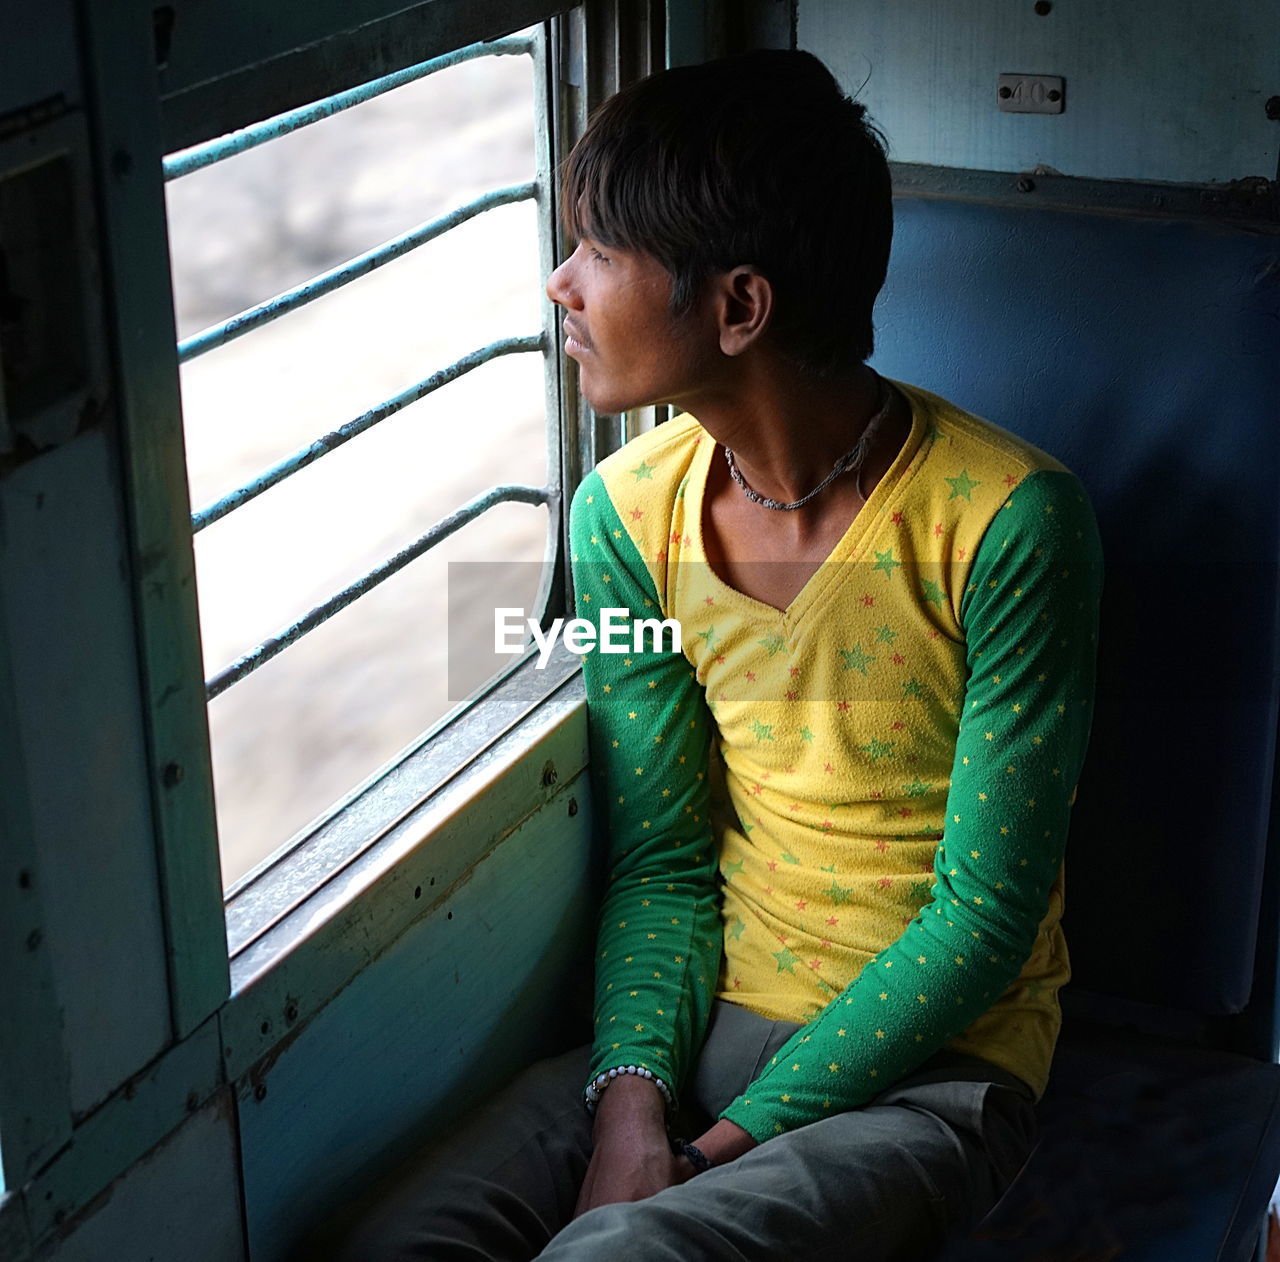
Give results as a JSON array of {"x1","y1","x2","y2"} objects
[
  {"x1": 800, "y1": 0, "x2": 1280, "y2": 185},
  {"x1": 221, "y1": 678, "x2": 588, "y2": 1065},
  {"x1": 667, "y1": 0, "x2": 715, "y2": 66},
  {"x1": 0, "y1": 606, "x2": 71, "y2": 1189},
  {"x1": 158, "y1": 0, "x2": 576, "y2": 154},
  {"x1": 0, "y1": 434, "x2": 170, "y2": 1116},
  {"x1": 25, "y1": 1015, "x2": 224, "y2": 1242},
  {"x1": 77, "y1": 1, "x2": 230, "y2": 1041},
  {"x1": 0, "y1": 0, "x2": 79, "y2": 119},
  {"x1": 237, "y1": 777, "x2": 595, "y2": 1262},
  {"x1": 0, "y1": 1192, "x2": 31, "y2": 1261},
  {"x1": 32, "y1": 1091, "x2": 244, "y2": 1262},
  {"x1": 157, "y1": 0, "x2": 570, "y2": 101}
]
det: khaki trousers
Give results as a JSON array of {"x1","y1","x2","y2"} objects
[{"x1": 324, "y1": 1000, "x2": 1036, "y2": 1261}]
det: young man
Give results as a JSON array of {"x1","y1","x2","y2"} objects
[{"x1": 333, "y1": 48, "x2": 1101, "y2": 1261}]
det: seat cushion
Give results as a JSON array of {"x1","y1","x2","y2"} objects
[
  {"x1": 939, "y1": 1023, "x2": 1280, "y2": 1261},
  {"x1": 871, "y1": 195, "x2": 1280, "y2": 1016}
]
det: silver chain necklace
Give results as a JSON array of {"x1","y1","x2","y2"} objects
[{"x1": 723, "y1": 372, "x2": 893, "y2": 511}]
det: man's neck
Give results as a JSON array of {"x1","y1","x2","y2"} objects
[
  {"x1": 693, "y1": 356, "x2": 913, "y2": 612},
  {"x1": 678, "y1": 358, "x2": 883, "y2": 509}
]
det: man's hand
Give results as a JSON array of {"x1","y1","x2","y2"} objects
[
  {"x1": 573, "y1": 1076, "x2": 690, "y2": 1219},
  {"x1": 573, "y1": 1079, "x2": 763, "y2": 1220}
]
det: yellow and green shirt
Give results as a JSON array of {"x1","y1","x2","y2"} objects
[{"x1": 570, "y1": 381, "x2": 1102, "y2": 1142}]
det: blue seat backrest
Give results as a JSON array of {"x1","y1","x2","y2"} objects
[{"x1": 871, "y1": 195, "x2": 1280, "y2": 1017}]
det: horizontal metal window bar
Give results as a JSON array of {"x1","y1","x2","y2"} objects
[
  {"x1": 163, "y1": 36, "x2": 535, "y2": 182},
  {"x1": 191, "y1": 332, "x2": 543, "y2": 532},
  {"x1": 178, "y1": 183, "x2": 538, "y2": 364},
  {"x1": 205, "y1": 483, "x2": 551, "y2": 700}
]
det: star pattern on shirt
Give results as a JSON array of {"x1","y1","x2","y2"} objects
[
  {"x1": 573, "y1": 402, "x2": 1099, "y2": 1145},
  {"x1": 872, "y1": 548, "x2": 902, "y2": 577},
  {"x1": 946, "y1": 469, "x2": 980, "y2": 501},
  {"x1": 838, "y1": 645, "x2": 876, "y2": 675}
]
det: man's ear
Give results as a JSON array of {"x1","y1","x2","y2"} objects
[{"x1": 714, "y1": 266, "x2": 774, "y2": 358}]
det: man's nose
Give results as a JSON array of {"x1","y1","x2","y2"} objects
[{"x1": 546, "y1": 255, "x2": 579, "y2": 309}]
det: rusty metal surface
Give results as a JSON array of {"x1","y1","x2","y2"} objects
[
  {"x1": 164, "y1": 36, "x2": 534, "y2": 182},
  {"x1": 179, "y1": 183, "x2": 537, "y2": 367},
  {"x1": 205, "y1": 479, "x2": 550, "y2": 699},
  {"x1": 190, "y1": 330, "x2": 543, "y2": 531}
]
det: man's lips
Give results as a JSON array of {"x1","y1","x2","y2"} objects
[{"x1": 563, "y1": 319, "x2": 592, "y2": 352}]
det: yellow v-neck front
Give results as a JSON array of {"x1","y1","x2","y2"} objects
[{"x1": 681, "y1": 382, "x2": 930, "y2": 635}]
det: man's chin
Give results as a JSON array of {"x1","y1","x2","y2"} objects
[
  {"x1": 578, "y1": 377, "x2": 670, "y2": 416},
  {"x1": 579, "y1": 380, "x2": 635, "y2": 416}
]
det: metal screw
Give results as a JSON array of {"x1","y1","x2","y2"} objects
[
  {"x1": 17, "y1": 869, "x2": 31, "y2": 889},
  {"x1": 254, "y1": 1083, "x2": 267, "y2": 1102},
  {"x1": 1016, "y1": 177, "x2": 1036, "y2": 193},
  {"x1": 541, "y1": 762, "x2": 558, "y2": 788},
  {"x1": 1266, "y1": 96, "x2": 1280, "y2": 122},
  {"x1": 284, "y1": 1000, "x2": 299, "y2": 1024},
  {"x1": 998, "y1": 85, "x2": 1013, "y2": 100},
  {"x1": 163, "y1": 762, "x2": 184, "y2": 787},
  {"x1": 1034, "y1": 0, "x2": 1052, "y2": 14},
  {"x1": 1047, "y1": 88, "x2": 1062, "y2": 103},
  {"x1": 568, "y1": 797, "x2": 579, "y2": 817}
]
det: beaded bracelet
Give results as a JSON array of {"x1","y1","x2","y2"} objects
[{"x1": 583, "y1": 1063, "x2": 674, "y2": 1114}]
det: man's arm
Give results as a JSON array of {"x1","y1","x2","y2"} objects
[
  {"x1": 716, "y1": 468, "x2": 1102, "y2": 1141},
  {"x1": 570, "y1": 470, "x2": 723, "y2": 1109}
]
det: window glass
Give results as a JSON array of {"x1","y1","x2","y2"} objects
[{"x1": 165, "y1": 39, "x2": 549, "y2": 888}]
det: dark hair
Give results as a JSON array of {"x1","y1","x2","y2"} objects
[{"x1": 562, "y1": 49, "x2": 892, "y2": 375}]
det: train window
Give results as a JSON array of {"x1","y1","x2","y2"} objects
[{"x1": 163, "y1": 31, "x2": 560, "y2": 892}]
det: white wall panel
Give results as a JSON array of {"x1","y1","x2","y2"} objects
[
  {"x1": 0, "y1": 434, "x2": 171, "y2": 1115},
  {"x1": 34, "y1": 1094, "x2": 244, "y2": 1262},
  {"x1": 800, "y1": 0, "x2": 1279, "y2": 184}
]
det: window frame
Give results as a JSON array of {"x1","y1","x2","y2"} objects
[
  {"x1": 133, "y1": 2, "x2": 671, "y2": 1029},
  {"x1": 168, "y1": 29, "x2": 560, "y2": 885}
]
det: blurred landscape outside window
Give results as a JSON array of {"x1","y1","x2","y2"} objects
[{"x1": 165, "y1": 43, "x2": 548, "y2": 890}]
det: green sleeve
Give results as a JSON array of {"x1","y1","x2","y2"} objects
[
  {"x1": 720, "y1": 469, "x2": 1102, "y2": 1140},
  {"x1": 570, "y1": 472, "x2": 723, "y2": 1106}
]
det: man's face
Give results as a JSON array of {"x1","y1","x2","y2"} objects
[{"x1": 546, "y1": 238, "x2": 718, "y2": 415}]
